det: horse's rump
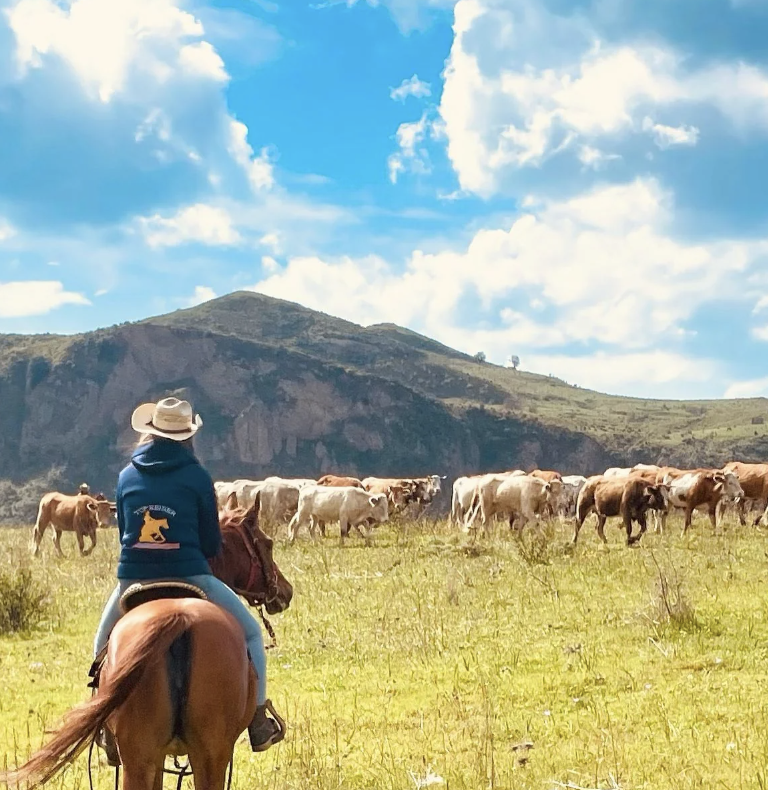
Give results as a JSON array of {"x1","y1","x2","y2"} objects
[{"x1": 1, "y1": 599, "x2": 255, "y2": 788}]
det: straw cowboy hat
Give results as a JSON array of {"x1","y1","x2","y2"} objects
[{"x1": 131, "y1": 397, "x2": 203, "y2": 441}]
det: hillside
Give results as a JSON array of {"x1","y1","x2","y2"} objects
[{"x1": 0, "y1": 291, "x2": 766, "y2": 522}]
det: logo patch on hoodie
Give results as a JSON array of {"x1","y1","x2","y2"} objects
[{"x1": 132, "y1": 510, "x2": 181, "y2": 550}]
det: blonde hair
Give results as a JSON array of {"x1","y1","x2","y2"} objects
[{"x1": 133, "y1": 434, "x2": 196, "y2": 452}]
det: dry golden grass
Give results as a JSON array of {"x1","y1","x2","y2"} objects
[{"x1": 2, "y1": 514, "x2": 768, "y2": 790}]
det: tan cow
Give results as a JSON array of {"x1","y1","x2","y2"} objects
[
  {"x1": 529, "y1": 470, "x2": 562, "y2": 483},
  {"x1": 317, "y1": 474, "x2": 364, "y2": 488},
  {"x1": 723, "y1": 462, "x2": 768, "y2": 525},
  {"x1": 31, "y1": 492, "x2": 113, "y2": 557},
  {"x1": 575, "y1": 477, "x2": 668, "y2": 545}
]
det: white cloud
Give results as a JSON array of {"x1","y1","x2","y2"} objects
[
  {"x1": 259, "y1": 232, "x2": 281, "y2": 253},
  {"x1": 250, "y1": 177, "x2": 766, "y2": 396},
  {"x1": 178, "y1": 41, "x2": 228, "y2": 82},
  {"x1": 5, "y1": 0, "x2": 213, "y2": 102},
  {"x1": 0, "y1": 280, "x2": 90, "y2": 317},
  {"x1": 0, "y1": 219, "x2": 15, "y2": 241},
  {"x1": 439, "y1": 0, "x2": 768, "y2": 195},
  {"x1": 390, "y1": 74, "x2": 432, "y2": 101},
  {"x1": 388, "y1": 113, "x2": 432, "y2": 183},
  {"x1": 642, "y1": 117, "x2": 699, "y2": 149},
  {"x1": 578, "y1": 145, "x2": 621, "y2": 170},
  {"x1": 186, "y1": 285, "x2": 217, "y2": 306},
  {"x1": 261, "y1": 255, "x2": 280, "y2": 273},
  {"x1": 227, "y1": 119, "x2": 275, "y2": 192},
  {"x1": 139, "y1": 203, "x2": 241, "y2": 247},
  {"x1": 752, "y1": 295, "x2": 768, "y2": 312},
  {"x1": 724, "y1": 376, "x2": 768, "y2": 398}
]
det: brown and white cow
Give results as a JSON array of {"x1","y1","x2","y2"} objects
[
  {"x1": 658, "y1": 470, "x2": 744, "y2": 533},
  {"x1": 574, "y1": 477, "x2": 668, "y2": 545},
  {"x1": 317, "y1": 474, "x2": 364, "y2": 488},
  {"x1": 31, "y1": 492, "x2": 114, "y2": 557},
  {"x1": 361, "y1": 477, "x2": 417, "y2": 511}
]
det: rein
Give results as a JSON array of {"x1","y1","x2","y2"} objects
[{"x1": 223, "y1": 521, "x2": 280, "y2": 649}]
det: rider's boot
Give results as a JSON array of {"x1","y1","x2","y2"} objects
[{"x1": 247, "y1": 701, "x2": 285, "y2": 752}]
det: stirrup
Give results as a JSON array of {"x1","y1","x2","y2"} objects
[
  {"x1": 248, "y1": 700, "x2": 286, "y2": 752},
  {"x1": 96, "y1": 727, "x2": 121, "y2": 767}
]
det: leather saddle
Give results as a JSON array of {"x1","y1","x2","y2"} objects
[
  {"x1": 89, "y1": 581, "x2": 208, "y2": 691},
  {"x1": 119, "y1": 580, "x2": 208, "y2": 613}
]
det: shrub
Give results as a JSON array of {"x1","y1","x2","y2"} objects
[
  {"x1": 512, "y1": 520, "x2": 557, "y2": 566},
  {"x1": 646, "y1": 552, "x2": 699, "y2": 636},
  {"x1": 0, "y1": 566, "x2": 49, "y2": 634}
]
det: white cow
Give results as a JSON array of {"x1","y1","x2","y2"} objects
[
  {"x1": 468, "y1": 475, "x2": 558, "y2": 532},
  {"x1": 458, "y1": 472, "x2": 525, "y2": 530},
  {"x1": 603, "y1": 467, "x2": 633, "y2": 479},
  {"x1": 215, "y1": 479, "x2": 265, "y2": 510},
  {"x1": 264, "y1": 476, "x2": 316, "y2": 489},
  {"x1": 259, "y1": 481, "x2": 302, "y2": 525},
  {"x1": 288, "y1": 486, "x2": 389, "y2": 542}
]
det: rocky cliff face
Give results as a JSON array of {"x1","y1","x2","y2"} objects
[{"x1": 0, "y1": 317, "x2": 620, "y2": 522}]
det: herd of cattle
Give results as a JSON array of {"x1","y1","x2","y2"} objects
[{"x1": 26, "y1": 461, "x2": 768, "y2": 556}]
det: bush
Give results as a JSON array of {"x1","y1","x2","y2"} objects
[{"x1": 0, "y1": 566, "x2": 49, "y2": 634}]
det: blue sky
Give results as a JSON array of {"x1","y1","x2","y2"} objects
[{"x1": 1, "y1": 0, "x2": 768, "y2": 400}]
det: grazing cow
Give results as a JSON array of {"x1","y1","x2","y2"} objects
[
  {"x1": 258, "y1": 480, "x2": 301, "y2": 527},
  {"x1": 723, "y1": 462, "x2": 768, "y2": 526},
  {"x1": 553, "y1": 475, "x2": 588, "y2": 519},
  {"x1": 31, "y1": 492, "x2": 114, "y2": 557},
  {"x1": 467, "y1": 475, "x2": 559, "y2": 532},
  {"x1": 658, "y1": 471, "x2": 744, "y2": 533},
  {"x1": 289, "y1": 486, "x2": 389, "y2": 542},
  {"x1": 317, "y1": 474, "x2": 364, "y2": 488},
  {"x1": 574, "y1": 477, "x2": 668, "y2": 545}
]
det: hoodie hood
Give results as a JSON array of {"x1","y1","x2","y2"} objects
[{"x1": 131, "y1": 439, "x2": 198, "y2": 474}]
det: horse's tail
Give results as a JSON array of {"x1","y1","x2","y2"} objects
[
  {"x1": 30, "y1": 499, "x2": 49, "y2": 554},
  {"x1": 0, "y1": 609, "x2": 193, "y2": 788}
]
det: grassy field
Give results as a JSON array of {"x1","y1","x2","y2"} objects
[{"x1": 2, "y1": 516, "x2": 768, "y2": 790}]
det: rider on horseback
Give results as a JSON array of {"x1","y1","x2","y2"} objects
[{"x1": 93, "y1": 397, "x2": 284, "y2": 761}]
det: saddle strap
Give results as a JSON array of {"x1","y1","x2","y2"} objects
[{"x1": 88, "y1": 645, "x2": 109, "y2": 690}]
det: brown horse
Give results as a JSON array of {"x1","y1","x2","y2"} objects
[{"x1": 1, "y1": 496, "x2": 293, "y2": 790}]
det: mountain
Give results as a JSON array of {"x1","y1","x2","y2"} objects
[{"x1": 0, "y1": 291, "x2": 766, "y2": 523}]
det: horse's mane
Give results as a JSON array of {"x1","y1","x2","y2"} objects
[{"x1": 219, "y1": 507, "x2": 248, "y2": 530}]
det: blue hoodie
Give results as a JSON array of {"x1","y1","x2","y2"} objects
[{"x1": 116, "y1": 439, "x2": 222, "y2": 580}]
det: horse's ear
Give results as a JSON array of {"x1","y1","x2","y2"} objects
[
  {"x1": 225, "y1": 491, "x2": 239, "y2": 510},
  {"x1": 243, "y1": 492, "x2": 261, "y2": 530}
]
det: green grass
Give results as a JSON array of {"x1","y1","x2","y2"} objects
[{"x1": 3, "y1": 516, "x2": 768, "y2": 790}]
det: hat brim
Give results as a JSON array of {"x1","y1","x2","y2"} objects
[{"x1": 131, "y1": 402, "x2": 203, "y2": 441}]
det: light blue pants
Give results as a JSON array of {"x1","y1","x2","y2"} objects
[{"x1": 93, "y1": 574, "x2": 267, "y2": 704}]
